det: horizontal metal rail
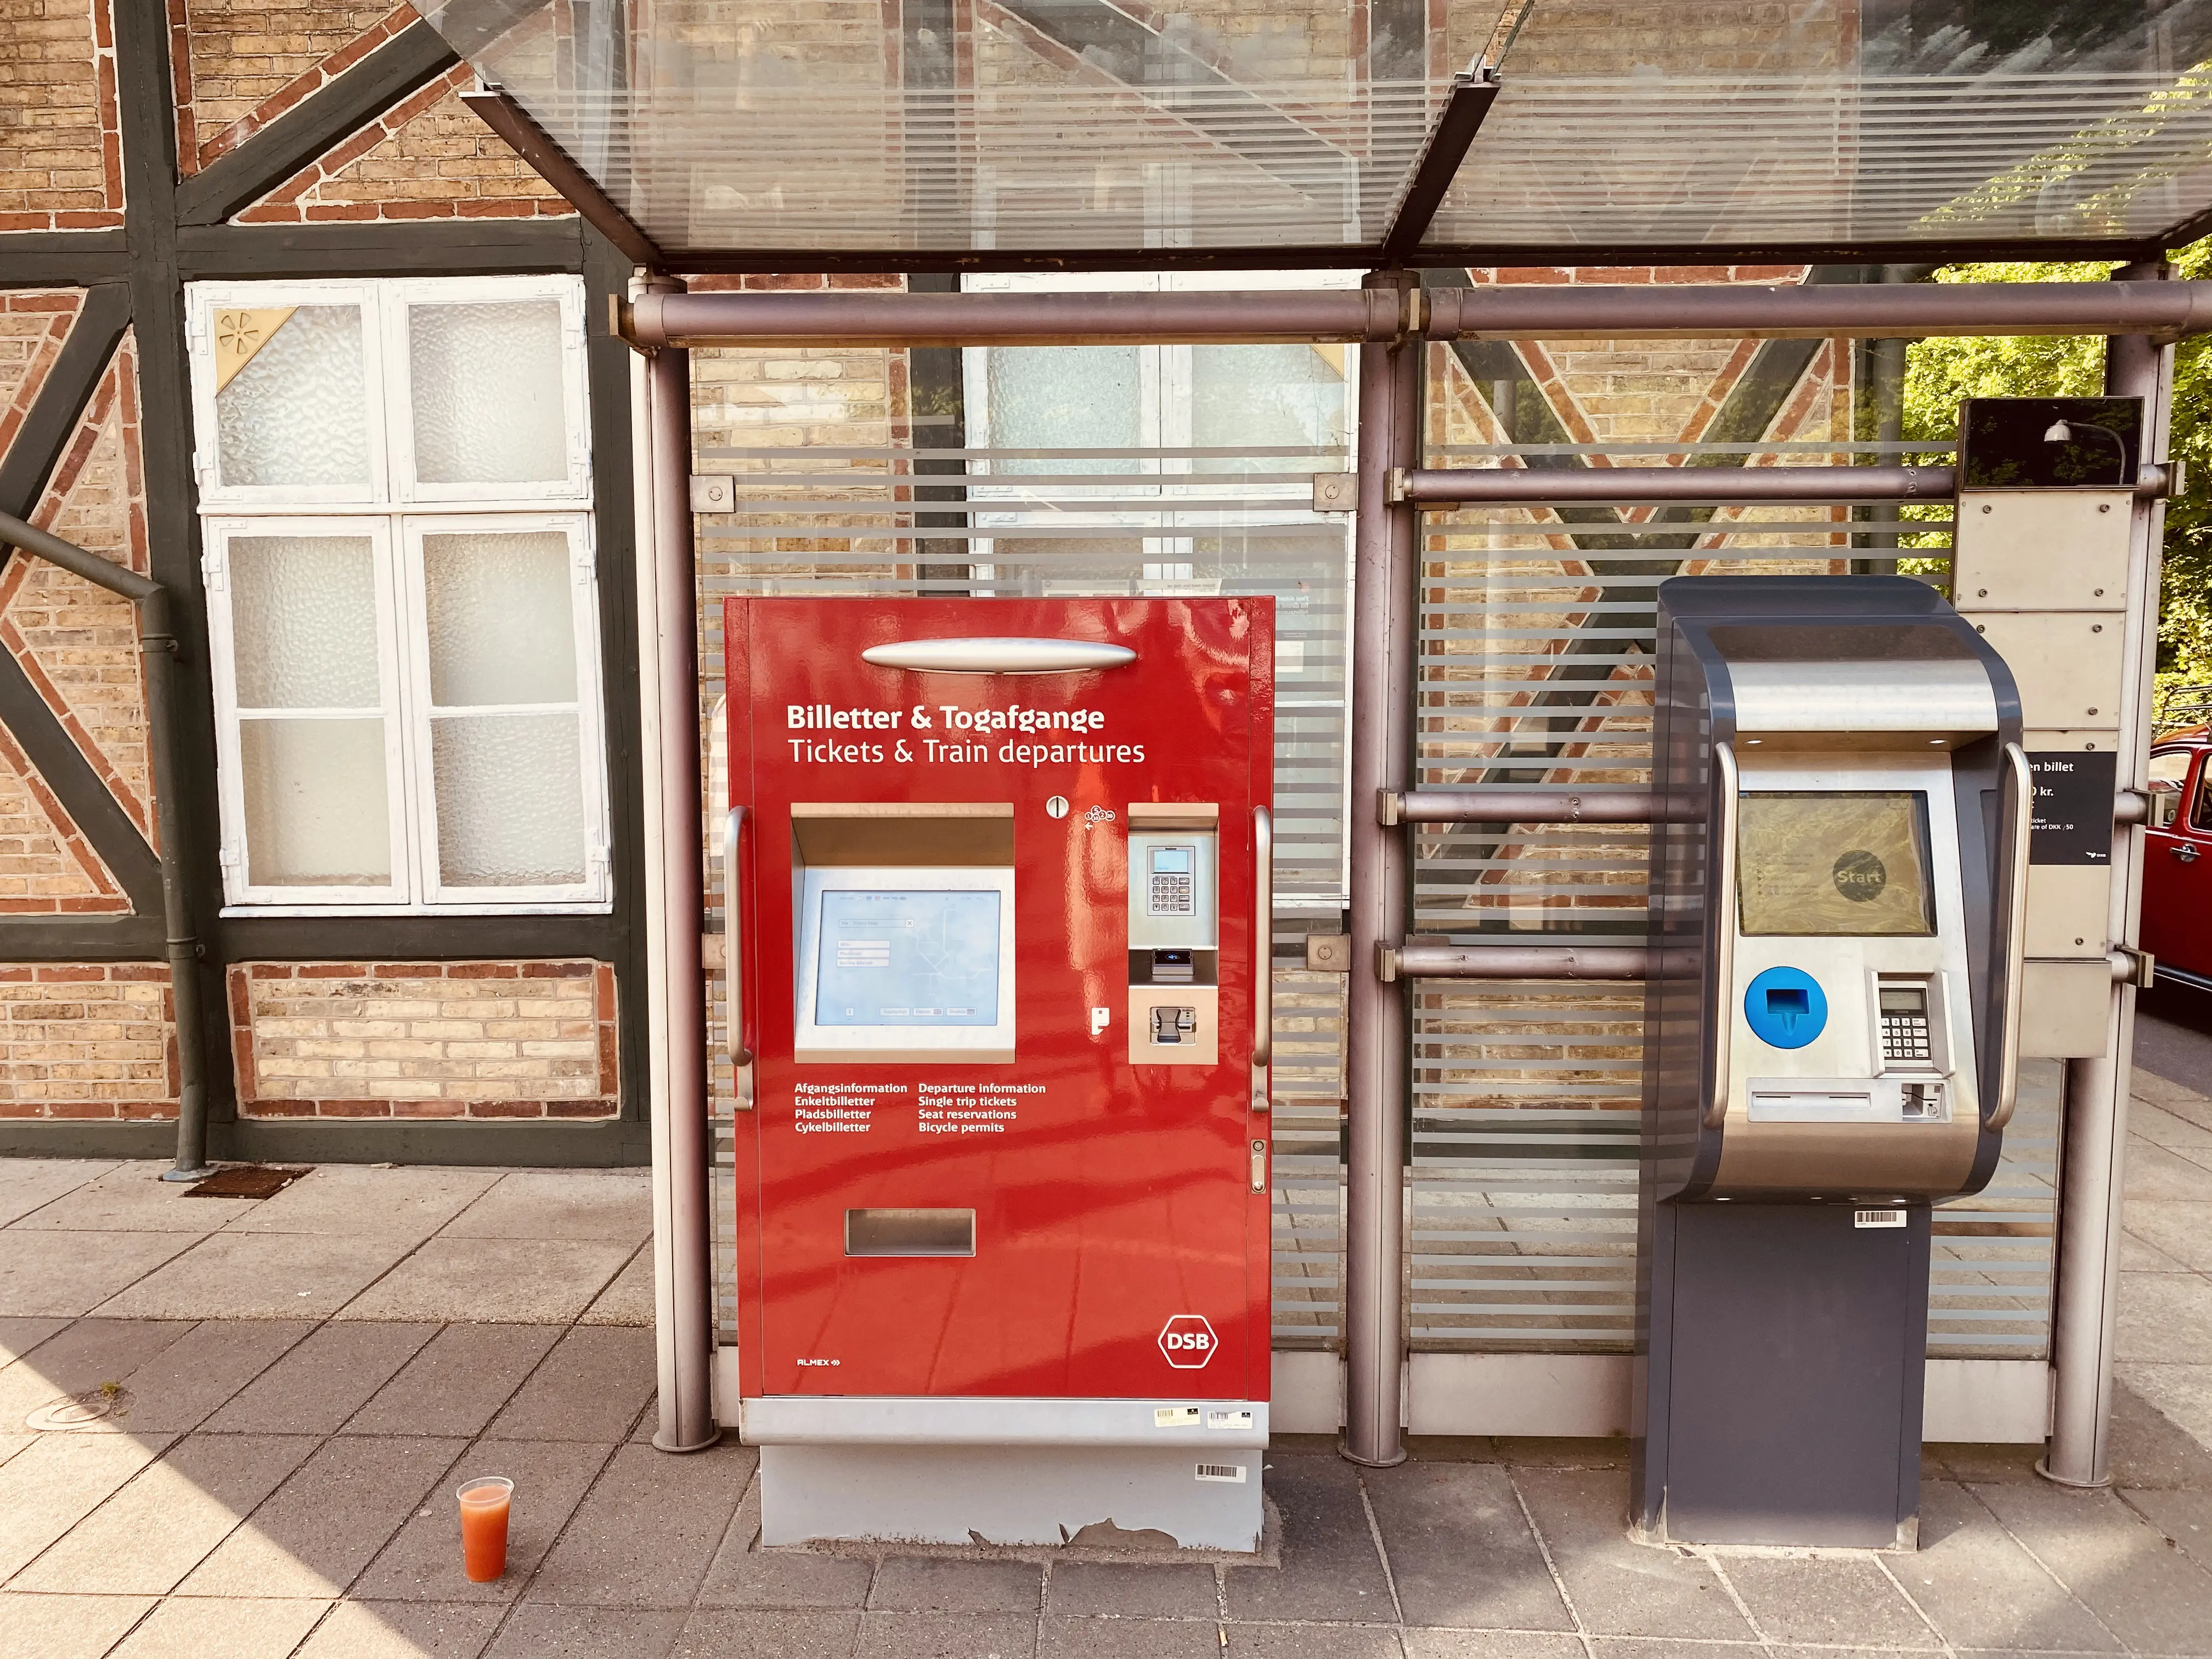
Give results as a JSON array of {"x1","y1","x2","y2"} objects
[
  {"x1": 1383, "y1": 789, "x2": 1682, "y2": 825},
  {"x1": 624, "y1": 280, "x2": 2212, "y2": 349},
  {"x1": 1395, "y1": 464, "x2": 1954, "y2": 504},
  {"x1": 1378, "y1": 944, "x2": 1662, "y2": 981},
  {"x1": 1395, "y1": 462, "x2": 2179, "y2": 504}
]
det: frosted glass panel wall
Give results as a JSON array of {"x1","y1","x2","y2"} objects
[
  {"x1": 432, "y1": 714, "x2": 587, "y2": 884},
  {"x1": 1192, "y1": 345, "x2": 1348, "y2": 466},
  {"x1": 408, "y1": 301, "x2": 568, "y2": 485},
  {"x1": 240, "y1": 720, "x2": 391, "y2": 885},
  {"x1": 424, "y1": 531, "x2": 578, "y2": 704},
  {"x1": 227, "y1": 535, "x2": 392, "y2": 887},
  {"x1": 420, "y1": 530, "x2": 588, "y2": 889},
  {"x1": 984, "y1": 346, "x2": 1142, "y2": 474},
  {"x1": 215, "y1": 306, "x2": 371, "y2": 489},
  {"x1": 230, "y1": 536, "x2": 381, "y2": 708}
]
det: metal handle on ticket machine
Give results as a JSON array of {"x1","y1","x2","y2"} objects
[
  {"x1": 1252, "y1": 807, "x2": 1272, "y2": 1099},
  {"x1": 1989, "y1": 742, "x2": 2032, "y2": 1133},
  {"x1": 724, "y1": 806, "x2": 753, "y2": 1108},
  {"x1": 1701, "y1": 743, "x2": 1740, "y2": 1132}
]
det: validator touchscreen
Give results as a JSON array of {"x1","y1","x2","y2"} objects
[
  {"x1": 1735, "y1": 791, "x2": 1936, "y2": 938},
  {"x1": 812, "y1": 890, "x2": 1002, "y2": 1028}
]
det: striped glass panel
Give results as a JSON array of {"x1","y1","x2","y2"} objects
[{"x1": 1408, "y1": 442, "x2": 2051, "y2": 1360}]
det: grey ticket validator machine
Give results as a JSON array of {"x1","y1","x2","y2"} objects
[{"x1": 1635, "y1": 576, "x2": 2028, "y2": 1548}]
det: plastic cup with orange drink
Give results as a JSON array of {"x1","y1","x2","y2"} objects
[{"x1": 457, "y1": 1476, "x2": 514, "y2": 1582}]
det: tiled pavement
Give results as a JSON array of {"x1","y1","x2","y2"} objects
[{"x1": 0, "y1": 1069, "x2": 2207, "y2": 1658}]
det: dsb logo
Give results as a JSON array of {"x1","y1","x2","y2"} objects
[{"x1": 1158, "y1": 1314, "x2": 1217, "y2": 1369}]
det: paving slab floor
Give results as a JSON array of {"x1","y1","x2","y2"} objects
[{"x1": 0, "y1": 1053, "x2": 2208, "y2": 1658}]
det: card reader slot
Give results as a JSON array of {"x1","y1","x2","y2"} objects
[{"x1": 845, "y1": 1208, "x2": 976, "y2": 1257}]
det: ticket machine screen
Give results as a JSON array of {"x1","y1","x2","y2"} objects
[
  {"x1": 1736, "y1": 792, "x2": 1935, "y2": 937},
  {"x1": 812, "y1": 890, "x2": 1002, "y2": 1028}
]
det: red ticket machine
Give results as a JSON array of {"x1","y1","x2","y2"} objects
[{"x1": 723, "y1": 597, "x2": 1274, "y2": 1549}]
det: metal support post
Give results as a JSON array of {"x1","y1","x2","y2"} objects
[
  {"x1": 1343, "y1": 274, "x2": 1420, "y2": 1467},
  {"x1": 635, "y1": 274, "x2": 718, "y2": 1453},
  {"x1": 2043, "y1": 266, "x2": 2174, "y2": 1486}
]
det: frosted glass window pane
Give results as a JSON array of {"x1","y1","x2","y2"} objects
[
  {"x1": 215, "y1": 306, "x2": 371, "y2": 488},
  {"x1": 985, "y1": 346, "x2": 1139, "y2": 475},
  {"x1": 432, "y1": 713, "x2": 586, "y2": 885},
  {"x1": 240, "y1": 718, "x2": 391, "y2": 886},
  {"x1": 422, "y1": 532, "x2": 578, "y2": 706},
  {"x1": 409, "y1": 301, "x2": 568, "y2": 484},
  {"x1": 229, "y1": 536, "x2": 381, "y2": 709},
  {"x1": 1192, "y1": 345, "x2": 1346, "y2": 468}
]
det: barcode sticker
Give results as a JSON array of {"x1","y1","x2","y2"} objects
[
  {"x1": 1854, "y1": 1208, "x2": 1907, "y2": 1229},
  {"x1": 1154, "y1": 1407, "x2": 1200, "y2": 1428},
  {"x1": 1195, "y1": 1462, "x2": 1248, "y2": 1483}
]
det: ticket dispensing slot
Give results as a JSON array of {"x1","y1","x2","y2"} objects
[
  {"x1": 1127, "y1": 803, "x2": 1220, "y2": 1066},
  {"x1": 789, "y1": 804, "x2": 1017, "y2": 1065}
]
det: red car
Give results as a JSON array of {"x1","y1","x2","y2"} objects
[{"x1": 2147, "y1": 703, "x2": 2212, "y2": 995}]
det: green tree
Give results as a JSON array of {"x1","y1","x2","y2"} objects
[{"x1": 1902, "y1": 253, "x2": 2212, "y2": 725}]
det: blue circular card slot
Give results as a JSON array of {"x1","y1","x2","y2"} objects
[{"x1": 1743, "y1": 966, "x2": 1828, "y2": 1049}]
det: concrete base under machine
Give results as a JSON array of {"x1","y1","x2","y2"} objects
[
  {"x1": 1634, "y1": 1203, "x2": 1931, "y2": 1549},
  {"x1": 742, "y1": 1397, "x2": 1268, "y2": 1552}
]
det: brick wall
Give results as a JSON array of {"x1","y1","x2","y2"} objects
[
  {"x1": 0, "y1": 296, "x2": 139, "y2": 917},
  {"x1": 176, "y1": 0, "x2": 410, "y2": 172},
  {"x1": 235, "y1": 64, "x2": 568, "y2": 224},
  {"x1": 229, "y1": 961, "x2": 618, "y2": 1119},
  {"x1": 0, "y1": 0, "x2": 123, "y2": 232},
  {"x1": 0, "y1": 964, "x2": 174, "y2": 1118},
  {"x1": 3, "y1": 331, "x2": 155, "y2": 842},
  {"x1": 1, "y1": 292, "x2": 83, "y2": 448}
]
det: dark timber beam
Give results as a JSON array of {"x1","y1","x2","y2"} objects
[
  {"x1": 1380, "y1": 70, "x2": 1500, "y2": 263},
  {"x1": 0, "y1": 231, "x2": 131, "y2": 288},
  {"x1": 0, "y1": 285, "x2": 131, "y2": 521},
  {"x1": 460, "y1": 87, "x2": 662, "y2": 268},
  {"x1": 174, "y1": 19, "x2": 461, "y2": 226},
  {"x1": 177, "y1": 218, "x2": 586, "y2": 279}
]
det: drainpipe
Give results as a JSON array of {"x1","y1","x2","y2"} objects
[
  {"x1": 0, "y1": 511, "x2": 207, "y2": 1179},
  {"x1": 631, "y1": 275, "x2": 718, "y2": 1453}
]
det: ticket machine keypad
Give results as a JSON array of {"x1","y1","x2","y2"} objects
[
  {"x1": 1148, "y1": 847, "x2": 1197, "y2": 917},
  {"x1": 1878, "y1": 986, "x2": 1933, "y2": 1063}
]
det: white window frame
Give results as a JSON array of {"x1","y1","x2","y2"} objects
[
  {"x1": 188, "y1": 275, "x2": 610, "y2": 916},
  {"x1": 400, "y1": 513, "x2": 611, "y2": 909},
  {"x1": 384, "y1": 276, "x2": 593, "y2": 506},
  {"x1": 189, "y1": 276, "x2": 590, "y2": 511},
  {"x1": 202, "y1": 516, "x2": 412, "y2": 908},
  {"x1": 187, "y1": 281, "x2": 391, "y2": 510}
]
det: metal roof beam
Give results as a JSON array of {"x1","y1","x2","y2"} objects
[
  {"x1": 460, "y1": 85, "x2": 662, "y2": 270},
  {"x1": 1380, "y1": 70, "x2": 1500, "y2": 263}
]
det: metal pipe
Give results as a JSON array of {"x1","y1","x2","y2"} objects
[
  {"x1": 629, "y1": 286, "x2": 1408, "y2": 348},
  {"x1": 1385, "y1": 788, "x2": 1680, "y2": 824},
  {"x1": 1380, "y1": 944, "x2": 1658, "y2": 980},
  {"x1": 634, "y1": 278, "x2": 718, "y2": 1454},
  {"x1": 1423, "y1": 281, "x2": 2212, "y2": 342},
  {"x1": 1342, "y1": 277, "x2": 1420, "y2": 1469},
  {"x1": 623, "y1": 280, "x2": 2212, "y2": 351},
  {"x1": 1396, "y1": 464, "x2": 1956, "y2": 505},
  {"x1": 0, "y1": 510, "x2": 207, "y2": 1180},
  {"x1": 2044, "y1": 275, "x2": 2174, "y2": 1487}
]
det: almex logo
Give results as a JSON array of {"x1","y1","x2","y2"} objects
[{"x1": 1158, "y1": 1314, "x2": 1217, "y2": 1368}]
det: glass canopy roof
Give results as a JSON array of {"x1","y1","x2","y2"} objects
[{"x1": 425, "y1": 1, "x2": 2212, "y2": 268}]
